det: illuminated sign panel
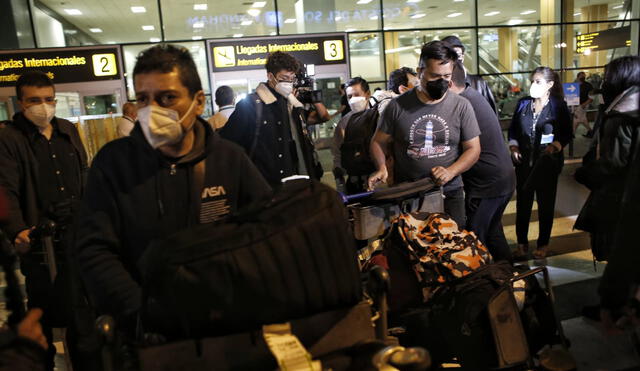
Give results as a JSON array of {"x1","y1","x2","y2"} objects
[
  {"x1": 0, "y1": 47, "x2": 122, "y2": 87},
  {"x1": 576, "y1": 26, "x2": 631, "y2": 54},
  {"x1": 208, "y1": 34, "x2": 348, "y2": 72}
]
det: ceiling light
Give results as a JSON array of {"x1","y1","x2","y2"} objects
[
  {"x1": 447, "y1": 12, "x2": 463, "y2": 17},
  {"x1": 484, "y1": 11, "x2": 500, "y2": 16},
  {"x1": 149, "y1": 37, "x2": 161, "y2": 42},
  {"x1": 410, "y1": 13, "x2": 426, "y2": 19},
  {"x1": 612, "y1": 4, "x2": 623, "y2": 9},
  {"x1": 335, "y1": 16, "x2": 342, "y2": 21},
  {"x1": 241, "y1": 20, "x2": 253, "y2": 26},
  {"x1": 194, "y1": 4, "x2": 207, "y2": 10},
  {"x1": 193, "y1": 22, "x2": 204, "y2": 28},
  {"x1": 507, "y1": 19, "x2": 524, "y2": 25},
  {"x1": 247, "y1": 8, "x2": 261, "y2": 17},
  {"x1": 406, "y1": 0, "x2": 421, "y2": 3},
  {"x1": 370, "y1": 15, "x2": 379, "y2": 20},
  {"x1": 106, "y1": 41, "x2": 116, "y2": 44},
  {"x1": 233, "y1": 34, "x2": 243, "y2": 38},
  {"x1": 252, "y1": 1, "x2": 267, "y2": 7},
  {"x1": 142, "y1": 25, "x2": 155, "y2": 31},
  {"x1": 574, "y1": 12, "x2": 582, "y2": 16},
  {"x1": 130, "y1": 6, "x2": 146, "y2": 13},
  {"x1": 520, "y1": 10, "x2": 536, "y2": 15},
  {"x1": 357, "y1": 0, "x2": 373, "y2": 4},
  {"x1": 284, "y1": 18, "x2": 296, "y2": 23},
  {"x1": 453, "y1": 0, "x2": 464, "y2": 2},
  {"x1": 89, "y1": 28, "x2": 102, "y2": 33},
  {"x1": 192, "y1": 36, "x2": 203, "y2": 40},
  {"x1": 270, "y1": 31, "x2": 277, "y2": 35},
  {"x1": 64, "y1": 9, "x2": 82, "y2": 15},
  {"x1": 345, "y1": 28, "x2": 356, "y2": 32}
]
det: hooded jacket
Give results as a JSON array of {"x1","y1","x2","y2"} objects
[
  {"x1": 574, "y1": 86, "x2": 640, "y2": 260},
  {"x1": 0, "y1": 112, "x2": 88, "y2": 241},
  {"x1": 75, "y1": 118, "x2": 271, "y2": 320}
]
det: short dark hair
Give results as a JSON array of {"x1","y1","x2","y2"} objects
[
  {"x1": 215, "y1": 85, "x2": 235, "y2": 106},
  {"x1": 388, "y1": 67, "x2": 417, "y2": 94},
  {"x1": 16, "y1": 71, "x2": 55, "y2": 100},
  {"x1": 604, "y1": 56, "x2": 640, "y2": 98},
  {"x1": 441, "y1": 35, "x2": 465, "y2": 53},
  {"x1": 419, "y1": 41, "x2": 459, "y2": 68},
  {"x1": 133, "y1": 44, "x2": 202, "y2": 97},
  {"x1": 346, "y1": 76, "x2": 370, "y2": 93},
  {"x1": 577, "y1": 71, "x2": 586, "y2": 79},
  {"x1": 451, "y1": 60, "x2": 466, "y2": 88},
  {"x1": 265, "y1": 51, "x2": 300, "y2": 75}
]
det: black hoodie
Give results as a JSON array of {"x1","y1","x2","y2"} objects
[{"x1": 75, "y1": 118, "x2": 271, "y2": 320}]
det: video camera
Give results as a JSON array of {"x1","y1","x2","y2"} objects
[{"x1": 295, "y1": 64, "x2": 323, "y2": 104}]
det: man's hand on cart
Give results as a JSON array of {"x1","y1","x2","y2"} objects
[
  {"x1": 368, "y1": 167, "x2": 389, "y2": 191},
  {"x1": 431, "y1": 166, "x2": 455, "y2": 186}
]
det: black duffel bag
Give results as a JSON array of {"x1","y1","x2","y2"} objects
[{"x1": 139, "y1": 180, "x2": 362, "y2": 339}]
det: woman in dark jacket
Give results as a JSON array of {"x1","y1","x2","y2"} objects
[{"x1": 508, "y1": 67, "x2": 572, "y2": 259}]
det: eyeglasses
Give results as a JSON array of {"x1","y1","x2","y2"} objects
[
  {"x1": 276, "y1": 77, "x2": 297, "y2": 84},
  {"x1": 24, "y1": 97, "x2": 56, "y2": 104}
]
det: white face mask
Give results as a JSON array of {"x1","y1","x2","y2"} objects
[
  {"x1": 137, "y1": 98, "x2": 198, "y2": 149},
  {"x1": 349, "y1": 96, "x2": 368, "y2": 113},
  {"x1": 529, "y1": 82, "x2": 549, "y2": 99},
  {"x1": 275, "y1": 82, "x2": 294, "y2": 98},
  {"x1": 24, "y1": 103, "x2": 55, "y2": 128}
]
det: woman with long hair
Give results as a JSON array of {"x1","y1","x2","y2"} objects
[{"x1": 508, "y1": 66, "x2": 573, "y2": 260}]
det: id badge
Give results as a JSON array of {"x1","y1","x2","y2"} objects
[{"x1": 541, "y1": 133, "x2": 554, "y2": 145}]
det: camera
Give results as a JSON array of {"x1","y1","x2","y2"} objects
[{"x1": 295, "y1": 65, "x2": 323, "y2": 104}]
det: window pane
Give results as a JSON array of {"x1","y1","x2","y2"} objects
[
  {"x1": 565, "y1": 22, "x2": 637, "y2": 68},
  {"x1": 571, "y1": 0, "x2": 634, "y2": 22},
  {"x1": 478, "y1": 26, "x2": 561, "y2": 74},
  {"x1": 382, "y1": 0, "x2": 474, "y2": 30},
  {"x1": 2, "y1": 1, "x2": 35, "y2": 49},
  {"x1": 161, "y1": 0, "x2": 277, "y2": 40},
  {"x1": 278, "y1": 0, "x2": 380, "y2": 34},
  {"x1": 384, "y1": 30, "x2": 476, "y2": 75},
  {"x1": 123, "y1": 42, "x2": 211, "y2": 101},
  {"x1": 478, "y1": 0, "x2": 559, "y2": 26},
  {"x1": 484, "y1": 73, "x2": 531, "y2": 119},
  {"x1": 349, "y1": 33, "x2": 385, "y2": 81},
  {"x1": 36, "y1": 0, "x2": 162, "y2": 45}
]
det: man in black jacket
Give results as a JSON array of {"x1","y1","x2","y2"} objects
[
  {"x1": 0, "y1": 71, "x2": 88, "y2": 369},
  {"x1": 442, "y1": 35, "x2": 498, "y2": 115},
  {"x1": 220, "y1": 51, "x2": 322, "y2": 187},
  {"x1": 75, "y1": 45, "x2": 271, "y2": 334}
]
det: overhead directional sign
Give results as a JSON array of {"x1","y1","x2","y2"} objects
[
  {"x1": 563, "y1": 83, "x2": 580, "y2": 106},
  {"x1": 0, "y1": 46, "x2": 122, "y2": 87},
  {"x1": 576, "y1": 26, "x2": 631, "y2": 54},
  {"x1": 208, "y1": 33, "x2": 348, "y2": 72}
]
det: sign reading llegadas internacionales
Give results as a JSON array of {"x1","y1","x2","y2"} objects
[
  {"x1": 0, "y1": 46, "x2": 122, "y2": 87},
  {"x1": 208, "y1": 33, "x2": 348, "y2": 72}
]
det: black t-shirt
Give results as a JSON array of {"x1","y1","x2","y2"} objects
[
  {"x1": 579, "y1": 81, "x2": 593, "y2": 104},
  {"x1": 460, "y1": 88, "x2": 515, "y2": 198}
]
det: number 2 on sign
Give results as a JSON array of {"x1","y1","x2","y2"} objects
[{"x1": 92, "y1": 53, "x2": 118, "y2": 76}]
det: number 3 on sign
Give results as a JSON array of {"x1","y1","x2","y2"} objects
[
  {"x1": 92, "y1": 53, "x2": 118, "y2": 76},
  {"x1": 323, "y1": 40, "x2": 344, "y2": 61}
]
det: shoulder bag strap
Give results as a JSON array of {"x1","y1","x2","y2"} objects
[
  {"x1": 249, "y1": 96, "x2": 263, "y2": 159},
  {"x1": 193, "y1": 158, "x2": 206, "y2": 223}
]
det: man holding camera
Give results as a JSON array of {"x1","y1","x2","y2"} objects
[
  {"x1": 221, "y1": 51, "x2": 323, "y2": 187},
  {"x1": 0, "y1": 71, "x2": 88, "y2": 369}
]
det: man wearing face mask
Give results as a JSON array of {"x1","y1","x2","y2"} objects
[
  {"x1": 0, "y1": 71, "x2": 88, "y2": 369},
  {"x1": 369, "y1": 41, "x2": 481, "y2": 227},
  {"x1": 331, "y1": 77, "x2": 374, "y2": 193},
  {"x1": 220, "y1": 51, "x2": 322, "y2": 187},
  {"x1": 75, "y1": 45, "x2": 270, "y2": 334}
]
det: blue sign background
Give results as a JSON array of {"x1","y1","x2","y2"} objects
[{"x1": 563, "y1": 83, "x2": 580, "y2": 106}]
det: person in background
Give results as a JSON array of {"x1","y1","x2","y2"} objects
[
  {"x1": 116, "y1": 102, "x2": 137, "y2": 137},
  {"x1": 372, "y1": 67, "x2": 420, "y2": 114},
  {"x1": 508, "y1": 66, "x2": 572, "y2": 260},
  {"x1": 449, "y1": 60, "x2": 516, "y2": 263},
  {"x1": 0, "y1": 71, "x2": 88, "y2": 370},
  {"x1": 369, "y1": 41, "x2": 481, "y2": 227},
  {"x1": 573, "y1": 71, "x2": 594, "y2": 138},
  {"x1": 442, "y1": 35, "x2": 498, "y2": 115},
  {"x1": 208, "y1": 85, "x2": 236, "y2": 131}
]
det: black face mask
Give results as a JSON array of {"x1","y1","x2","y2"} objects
[{"x1": 425, "y1": 78, "x2": 449, "y2": 100}]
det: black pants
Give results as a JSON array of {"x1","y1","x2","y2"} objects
[
  {"x1": 443, "y1": 187, "x2": 466, "y2": 228},
  {"x1": 515, "y1": 162, "x2": 559, "y2": 247},
  {"x1": 466, "y1": 193, "x2": 513, "y2": 263}
]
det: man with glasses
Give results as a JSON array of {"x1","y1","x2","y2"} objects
[
  {"x1": 0, "y1": 70, "x2": 88, "y2": 369},
  {"x1": 221, "y1": 51, "x2": 322, "y2": 187}
]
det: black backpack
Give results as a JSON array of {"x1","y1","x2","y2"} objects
[
  {"x1": 139, "y1": 180, "x2": 362, "y2": 339},
  {"x1": 340, "y1": 101, "x2": 385, "y2": 176}
]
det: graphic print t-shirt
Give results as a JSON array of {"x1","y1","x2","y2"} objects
[{"x1": 378, "y1": 88, "x2": 480, "y2": 191}]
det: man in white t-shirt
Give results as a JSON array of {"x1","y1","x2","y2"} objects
[{"x1": 116, "y1": 102, "x2": 137, "y2": 137}]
